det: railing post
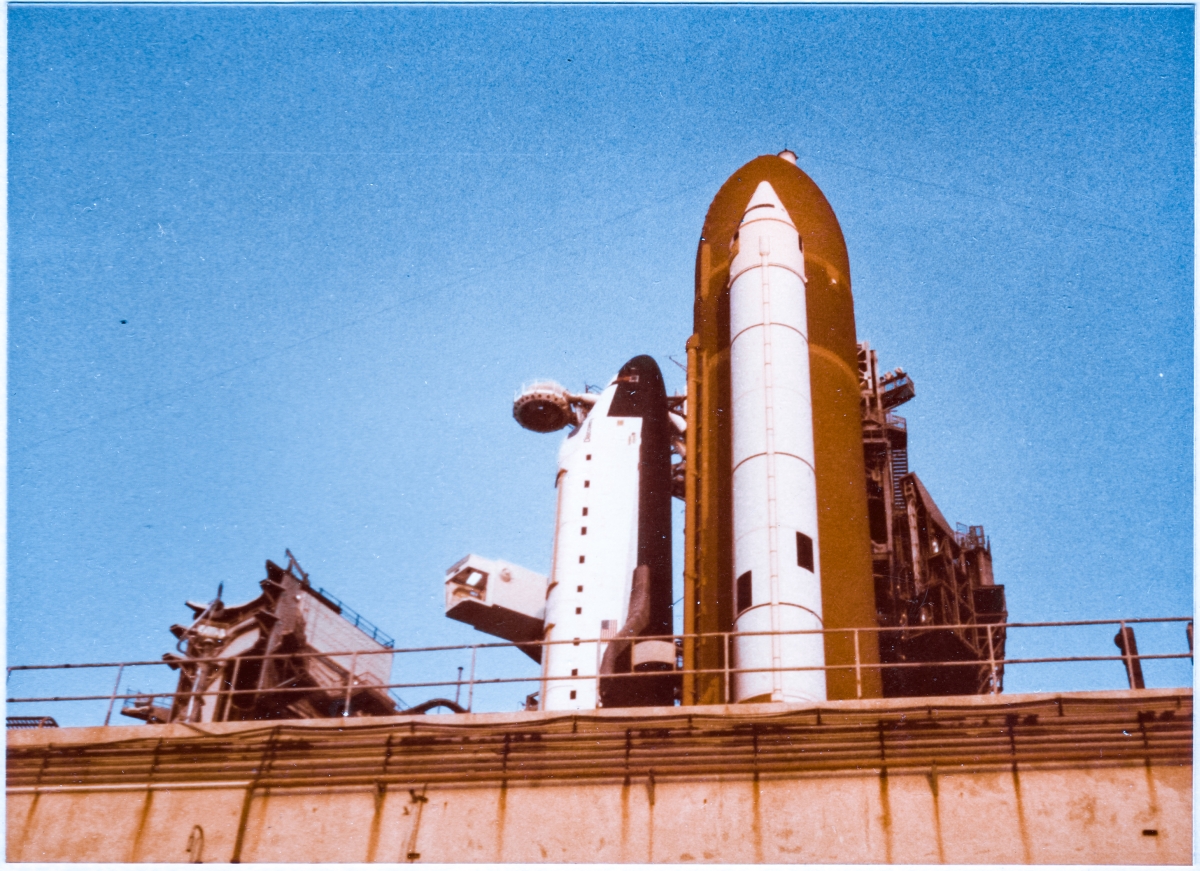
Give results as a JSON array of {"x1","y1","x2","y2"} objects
[
  {"x1": 466, "y1": 645, "x2": 477, "y2": 712},
  {"x1": 454, "y1": 666, "x2": 464, "y2": 707},
  {"x1": 853, "y1": 629, "x2": 863, "y2": 700},
  {"x1": 227, "y1": 657, "x2": 243, "y2": 718},
  {"x1": 343, "y1": 652, "x2": 359, "y2": 717},
  {"x1": 723, "y1": 632, "x2": 731, "y2": 705},
  {"x1": 1114, "y1": 622, "x2": 1145, "y2": 690},
  {"x1": 986, "y1": 625, "x2": 998, "y2": 695},
  {"x1": 1117, "y1": 621, "x2": 1132, "y2": 689},
  {"x1": 595, "y1": 633, "x2": 603, "y2": 703},
  {"x1": 103, "y1": 664, "x2": 125, "y2": 726}
]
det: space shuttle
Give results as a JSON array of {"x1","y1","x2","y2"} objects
[
  {"x1": 444, "y1": 161, "x2": 844, "y2": 711},
  {"x1": 445, "y1": 355, "x2": 680, "y2": 710}
]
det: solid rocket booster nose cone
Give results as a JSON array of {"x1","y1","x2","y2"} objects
[
  {"x1": 741, "y1": 181, "x2": 793, "y2": 227},
  {"x1": 744, "y1": 181, "x2": 782, "y2": 212}
]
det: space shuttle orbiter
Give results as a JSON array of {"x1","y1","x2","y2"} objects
[{"x1": 445, "y1": 355, "x2": 680, "y2": 710}]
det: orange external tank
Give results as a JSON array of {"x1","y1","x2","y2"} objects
[{"x1": 683, "y1": 152, "x2": 881, "y2": 703}]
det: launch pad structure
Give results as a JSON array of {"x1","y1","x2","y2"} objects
[
  {"x1": 94, "y1": 152, "x2": 1008, "y2": 725},
  {"x1": 6, "y1": 152, "x2": 1191, "y2": 864},
  {"x1": 7, "y1": 689, "x2": 1191, "y2": 863}
]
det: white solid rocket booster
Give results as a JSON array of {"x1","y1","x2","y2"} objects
[{"x1": 729, "y1": 180, "x2": 826, "y2": 703}]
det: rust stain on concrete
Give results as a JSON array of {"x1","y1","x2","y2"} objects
[
  {"x1": 647, "y1": 777, "x2": 656, "y2": 863},
  {"x1": 1010, "y1": 766, "x2": 1033, "y2": 863},
  {"x1": 128, "y1": 789, "x2": 155, "y2": 862},
  {"x1": 619, "y1": 779, "x2": 631, "y2": 863},
  {"x1": 365, "y1": 781, "x2": 387, "y2": 862},
  {"x1": 878, "y1": 769, "x2": 893, "y2": 864},
  {"x1": 927, "y1": 764, "x2": 945, "y2": 864},
  {"x1": 494, "y1": 780, "x2": 507, "y2": 863},
  {"x1": 128, "y1": 738, "x2": 163, "y2": 862},
  {"x1": 751, "y1": 771, "x2": 763, "y2": 863},
  {"x1": 13, "y1": 793, "x2": 41, "y2": 862},
  {"x1": 1143, "y1": 760, "x2": 1160, "y2": 815}
]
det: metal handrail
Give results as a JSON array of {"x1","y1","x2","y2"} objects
[
  {"x1": 312, "y1": 586, "x2": 395, "y2": 649},
  {"x1": 8, "y1": 651, "x2": 1194, "y2": 705},
  {"x1": 6, "y1": 617, "x2": 1192, "y2": 720},
  {"x1": 5, "y1": 616, "x2": 1191, "y2": 673}
]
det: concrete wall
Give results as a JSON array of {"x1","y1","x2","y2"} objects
[{"x1": 9, "y1": 690, "x2": 1192, "y2": 864}]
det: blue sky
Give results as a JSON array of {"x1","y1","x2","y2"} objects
[{"x1": 7, "y1": 4, "x2": 1193, "y2": 721}]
